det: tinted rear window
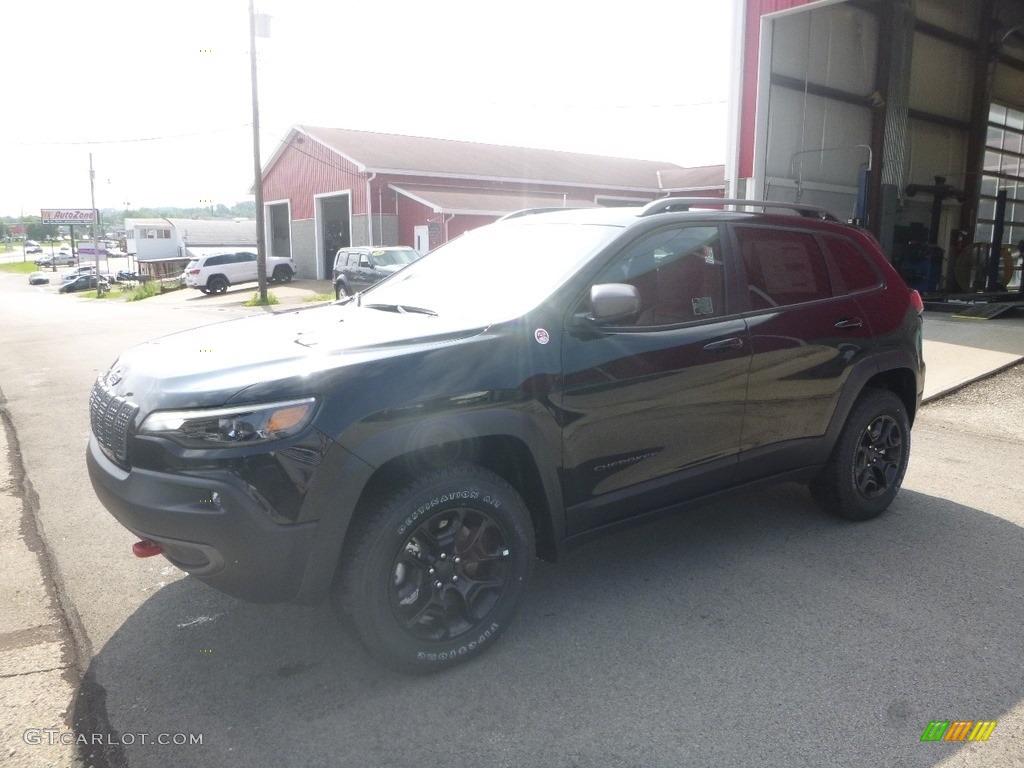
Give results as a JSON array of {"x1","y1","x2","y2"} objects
[
  {"x1": 823, "y1": 236, "x2": 882, "y2": 293},
  {"x1": 735, "y1": 226, "x2": 833, "y2": 307}
]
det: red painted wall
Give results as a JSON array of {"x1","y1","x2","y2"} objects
[
  {"x1": 262, "y1": 134, "x2": 366, "y2": 219},
  {"x1": 738, "y1": 0, "x2": 819, "y2": 178}
]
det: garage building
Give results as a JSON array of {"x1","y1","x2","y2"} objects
[
  {"x1": 730, "y1": 0, "x2": 1024, "y2": 293},
  {"x1": 258, "y1": 126, "x2": 725, "y2": 280}
]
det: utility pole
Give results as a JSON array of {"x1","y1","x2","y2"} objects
[
  {"x1": 89, "y1": 153, "x2": 103, "y2": 293},
  {"x1": 249, "y1": 0, "x2": 268, "y2": 303}
]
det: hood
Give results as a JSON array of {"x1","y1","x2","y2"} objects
[{"x1": 103, "y1": 303, "x2": 487, "y2": 411}]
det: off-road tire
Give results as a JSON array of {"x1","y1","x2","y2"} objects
[
  {"x1": 811, "y1": 388, "x2": 910, "y2": 521},
  {"x1": 335, "y1": 464, "x2": 534, "y2": 672}
]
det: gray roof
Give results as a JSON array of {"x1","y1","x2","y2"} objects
[
  {"x1": 391, "y1": 184, "x2": 602, "y2": 216},
  {"x1": 657, "y1": 165, "x2": 726, "y2": 191},
  {"x1": 295, "y1": 126, "x2": 690, "y2": 191},
  {"x1": 165, "y1": 219, "x2": 256, "y2": 247}
]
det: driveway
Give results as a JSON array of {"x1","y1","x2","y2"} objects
[{"x1": 1, "y1": 268, "x2": 1023, "y2": 767}]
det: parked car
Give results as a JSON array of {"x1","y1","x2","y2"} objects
[
  {"x1": 333, "y1": 246, "x2": 420, "y2": 298},
  {"x1": 115, "y1": 270, "x2": 140, "y2": 282},
  {"x1": 87, "y1": 199, "x2": 925, "y2": 671},
  {"x1": 59, "y1": 274, "x2": 108, "y2": 293},
  {"x1": 25, "y1": 240, "x2": 43, "y2": 254},
  {"x1": 183, "y1": 251, "x2": 296, "y2": 294},
  {"x1": 28, "y1": 272, "x2": 50, "y2": 285}
]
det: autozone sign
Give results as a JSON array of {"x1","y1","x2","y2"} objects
[{"x1": 40, "y1": 208, "x2": 97, "y2": 224}]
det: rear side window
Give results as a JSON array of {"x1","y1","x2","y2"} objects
[
  {"x1": 205, "y1": 255, "x2": 226, "y2": 267},
  {"x1": 346, "y1": 252, "x2": 360, "y2": 267},
  {"x1": 823, "y1": 236, "x2": 882, "y2": 293},
  {"x1": 735, "y1": 227, "x2": 833, "y2": 308}
]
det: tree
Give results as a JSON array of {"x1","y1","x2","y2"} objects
[{"x1": 26, "y1": 222, "x2": 59, "y2": 241}]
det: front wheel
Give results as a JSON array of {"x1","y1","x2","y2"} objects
[
  {"x1": 336, "y1": 464, "x2": 535, "y2": 671},
  {"x1": 272, "y1": 266, "x2": 293, "y2": 283},
  {"x1": 811, "y1": 388, "x2": 910, "y2": 521}
]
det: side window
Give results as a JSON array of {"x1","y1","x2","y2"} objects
[
  {"x1": 822, "y1": 235, "x2": 882, "y2": 293},
  {"x1": 243, "y1": 252, "x2": 257, "y2": 262},
  {"x1": 593, "y1": 226, "x2": 726, "y2": 326},
  {"x1": 205, "y1": 255, "x2": 224, "y2": 267},
  {"x1": 346, "y1": 252, "x2": 360, "y2": 267},
  {"x1": 735, "y1": 227, "x2": 833, "y2": 308}
]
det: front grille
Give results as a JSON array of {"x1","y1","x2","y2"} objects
[{"x1": 89, "y1": 379, "x2": 138, "y2": 465}]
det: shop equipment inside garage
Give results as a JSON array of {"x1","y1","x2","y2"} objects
[{"x1": 734, "y1": 0, "x2": 1024, "y2": 319}]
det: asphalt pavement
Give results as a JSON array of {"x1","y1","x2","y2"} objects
[{"x1": 1, "y1": 270, "x2": 1023, "y2": 767}]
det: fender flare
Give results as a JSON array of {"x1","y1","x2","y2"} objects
[
  {"x1": 295, "y1": 406, "x2": 565, "y2": 604},
  {"x1": 823, "y1": 347, "x2": 922, "y2": 449}
]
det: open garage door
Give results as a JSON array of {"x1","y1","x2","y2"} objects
[{"x1": 317, "y1": 193, "x2": 351, "y2": 279}]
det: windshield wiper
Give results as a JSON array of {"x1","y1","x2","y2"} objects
[{"x1": 364, "y1": 303, "x2": 438, "y2": 317}]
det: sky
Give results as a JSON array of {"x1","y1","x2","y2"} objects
[{"x1": 0, "y1": 0, "x2": 736, "y2": 219}]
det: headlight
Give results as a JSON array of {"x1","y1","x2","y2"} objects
[{"x1": 138, "y1": 398, "x2": 317, "y2": 448}]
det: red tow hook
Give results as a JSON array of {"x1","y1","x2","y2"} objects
[{"x1": 132, "y1": 539, "x2": 164, "y2": 558}]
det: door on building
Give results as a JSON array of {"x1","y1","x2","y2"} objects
[
  {"x1": 319, "y1": 194, "x2": 351, "y2": 279},
  {"x1": 414, "y1": 225, "x2": 430, "y2": 255},
  {"x1": 267, "y1": 203, "x2": 291, "y2": 259}
]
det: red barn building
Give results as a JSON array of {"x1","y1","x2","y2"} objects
[{"x1": 258, "y1": 125, "x2": 725, "y2": 279}]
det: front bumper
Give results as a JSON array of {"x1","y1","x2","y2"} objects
[{"x1": 87, "y1": 434, "x2": 318, "y2": 603}]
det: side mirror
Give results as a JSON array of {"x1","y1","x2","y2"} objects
[{"x1": 587, "y1": 283, "x2": 640, "y2": 323}]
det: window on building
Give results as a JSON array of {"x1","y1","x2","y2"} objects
[{"x1": 979, "y1": 104, "x2": 1024, "y2": 253}]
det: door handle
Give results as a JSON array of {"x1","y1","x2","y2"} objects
[
  {"x1": 703, "y1": 337, "x2": 744, "y2": 352},
  {"x1": 834, "y1": 317, "x2": 864, "y2": 329}
]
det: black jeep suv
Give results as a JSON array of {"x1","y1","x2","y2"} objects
[{"x1": 87, "y1": 199, "x2": 925, "y2": 670}]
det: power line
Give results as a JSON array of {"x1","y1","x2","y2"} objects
[{"x1": 10, "y1": 124, "x2": 251, "y2": 147}]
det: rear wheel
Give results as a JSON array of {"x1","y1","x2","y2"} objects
[
  {"x1": 811, "y1": 388, "x2": 910, "y2": 521},
  {"x1": 335, "y1": 281, "x2": 350, "y2": 300},
  {"x1": 207, "y1": 276, "x2": 228, "y2": 294},
  {"x1": 336, "y1": 464, "x2": 534, "y2": 671}
]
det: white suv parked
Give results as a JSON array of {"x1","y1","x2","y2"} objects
[{"x1": 183, "y1": 251, "x2": 296, "y2": 294}]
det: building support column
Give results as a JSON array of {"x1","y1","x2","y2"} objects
[
  {"x1": 960, "y1": 0, "x2": 997, "y2": 246},
  {"x1": 872, "y1": 0, "x2": 915, "y2": 260}
]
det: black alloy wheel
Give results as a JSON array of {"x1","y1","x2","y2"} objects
[
  {"x1": 273, "y1": 266, "x2": 293, "y2": 283},
  {"x1": 207, "y1": 276, "x2": 228, "y2": 294},
  {"x1": 336, "y1": 464, "x2": 534, "y2": 671},
  {"x1": 853, "y1": 414, "x2": 903, "y2": 499},
  {"x1": 811, "y1": 388, "x2": 910, "y2": 521}
]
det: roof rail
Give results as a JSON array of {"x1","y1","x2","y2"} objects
[
  {"x1": 640, "y1": 197, "x2": 839, "y2": 221},
  {"x1": 497, "y1": 207, "x2": 583, "y2": 221}
]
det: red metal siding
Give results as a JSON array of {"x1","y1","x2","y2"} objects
[
  {"x1": 738, "y1": 0, "x2": 820, "y2": 178},
  {"x1": 396, "y1": 193, "x2": 436, "y2": 248},
  {"x1": 262, "y1": 134, "x2": 367, "y2": 219}
]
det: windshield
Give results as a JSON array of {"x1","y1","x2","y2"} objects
[
  {"x1": 374, "y1": 248, "x2": 419, "y2": 267},
  {"x1": 362, "y1": 221, "x2": 621, "y2": 321}
]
